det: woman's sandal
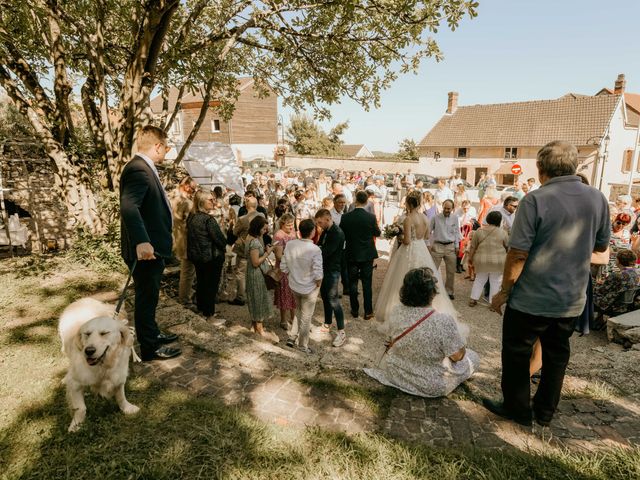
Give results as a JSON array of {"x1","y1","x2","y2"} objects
[{"x1": 468, "y1": 300, "x2": 478, "y2": 307}]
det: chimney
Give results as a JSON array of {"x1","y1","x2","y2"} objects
[
  {"x1": 614, "y1": 73, "x2": 626, "y2": 94},
  {"x1": 447, "y1": 91, "x2": 459, "y2": 114}
]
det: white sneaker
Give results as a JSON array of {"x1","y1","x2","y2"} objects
[{"x1": 332, "y1": 330, "x2": 347, "y2": 347}]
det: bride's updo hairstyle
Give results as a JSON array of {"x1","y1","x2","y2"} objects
[
  {"x1": 405, "y1": 190, "x2": 422, "y2": 211},
  {"x1": 400, "y1": 267, "x2": 439, "y2": 307}
]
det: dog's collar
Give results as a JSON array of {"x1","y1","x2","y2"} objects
[{"x1": 87, "y1": 346, "x2": 109, "y2": 366}]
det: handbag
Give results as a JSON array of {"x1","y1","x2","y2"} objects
[{"x1": 262, "y1": 256, "x2": 281, "y2": 290}]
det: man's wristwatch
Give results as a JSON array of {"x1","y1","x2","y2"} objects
[{"x1": 499, "y1": 287, "x2": 511, "y2": 296}]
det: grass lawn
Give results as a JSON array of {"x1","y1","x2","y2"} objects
[{"x1": 1, "y1": 257, "x2": 640, "y2": 479}]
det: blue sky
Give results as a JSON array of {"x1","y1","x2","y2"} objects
[{"x1": 281, "y1": 0, "x2": 640, "y2": 152}]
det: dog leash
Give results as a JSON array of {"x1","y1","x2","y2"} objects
[
  {"x1": 115, "y1": 259, "x2": 137, "y2": 317},
  {"x1": 114, "y1": 259, "x2": 142, "y2": 363}
]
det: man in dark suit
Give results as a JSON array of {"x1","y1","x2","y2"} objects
[
  {"x1": 339, "y1": 190, "x2": 381, "y2": 320},
  {"x1": 120, "y1": 125, "x2": 181, "y2": 361}
]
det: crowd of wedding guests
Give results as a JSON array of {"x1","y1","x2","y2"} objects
[
  {"x1": 169, "y1": 161, "x2": 640, "y2": 343},
  {"x1": 164, "y1": 152, "x2": 639, "y2": 421},
  {"x1": 122, "y1": 127, "x2": 640, "y2": 435}
]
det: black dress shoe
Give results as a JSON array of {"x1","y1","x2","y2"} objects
[
  {"x1": 350, "y1": 311, "x2": 359, "y2": 318},
  {"x1": 157, "y1": 332, "x2": 178, "y2": 344},
  {"x1": 142, "y1": 346, "x2": 182, "y2": 361},
  {"x1": 448, "y1": 294, "x2": 455, "y2": 300},
  {"x1": 229, "y1": 298, "x2": 246, "y2": 306},
  {"x1": 482, "y1": 398, "x2": 532, "y2": 427}
]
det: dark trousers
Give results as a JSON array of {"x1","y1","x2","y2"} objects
[
  {"x1": 321, "y1": 271, "x2": 344, "y2": 329},
  {"x1": 193, "y1": 256, "x2": 224, "y2": 316},
  {"x1": 341, "y1": 256, "x2": 350, "y2": 294},
  {"x1": 128, "y1": 258, "x2": 164, "y2": 358},
  {"x1": 501, "y1": 306, "x2": 576, "y2": 422},
  {"x1": 348, "y1": 260, "x2": 374, "y2": 316}
]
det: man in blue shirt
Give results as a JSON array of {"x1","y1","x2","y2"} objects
[{"x1": 484, "y1": 141, "x2": 610, "y2": 428}]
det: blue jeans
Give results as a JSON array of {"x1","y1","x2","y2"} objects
[{"x1": 321, "y1": 271, "x2": 344, "y2": 330}]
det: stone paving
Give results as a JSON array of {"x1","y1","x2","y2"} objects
[{"x1": 132, "y1": 297, "x2": 640, "y2": 452}]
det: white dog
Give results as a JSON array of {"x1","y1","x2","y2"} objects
[{"x1": 58, "y1": 298, "x2": 139, "y2": 432}]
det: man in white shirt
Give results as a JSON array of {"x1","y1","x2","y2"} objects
[
  {"x1": 333, "y1": 180, "x2": 353, "y2": 206},
  {"x1": 452, "y1": 173, "x2": 464, "y2": 188},
  {"x1": 281, "y1": 219, "x2": 323, "y2": 354},
  {"x1": 455, "y1": 200, "x2": 478, "y2": 227},
  {"x1": 330, "y1": 193, "x2": 350, "y2": 296},
  {"x1": 405, "y1": 169, "x2": 415, "y2": 187},
  {"x1": 527, "y1": 177, "x2": 539, "y2": 192},
  {"x1": 330, "y1": 194, "x2": 347, "y2": 226},
  {"x1": 434, "y1": 178, "x2": 454, "y2": 212},
  {"x1": 429, "y1": 199, "x2": 462, "y2": 299}
]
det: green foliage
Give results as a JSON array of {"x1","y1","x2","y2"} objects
[
  {"x1": 397, "y1": 138, "x2": 419, "y2": 160},
  {"x1": 65, "y1": 191, "x2": 125, "y2": 273},
  {"x1": 286, "y1": 114, "x2": 349, "y2": 155},
  {"x1": 0, "y1": 100, "x2": 44, "y2": 157}
]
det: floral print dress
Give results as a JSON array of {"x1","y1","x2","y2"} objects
[
  {"x1": 365, "y1": 305, "x2": 479, "y2": 398},
  {"x1": 245, "y1": 237, "x2": 273, "y2": 323},
  {"x1": 273, "y1": 230, "x2": 297, "y2": 310}
]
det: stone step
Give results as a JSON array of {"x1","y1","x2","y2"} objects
[{"x1": 607, "y1": 310, "x2": 640, "y2": 346}]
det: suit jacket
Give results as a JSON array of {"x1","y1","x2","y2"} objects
[
  {"x1": 319, "y1": 223, "x2": 345, "y2": 273},
  {"x1": 339, "y1": 207, "x2": 380, "y2": 262},
  {"x1": 120, "y1": 156, "x2": 173, "y2": 262}
]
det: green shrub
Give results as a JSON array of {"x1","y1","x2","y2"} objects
[{"x1": 65, "y1": 191, "x2": 127, "y2": 273}]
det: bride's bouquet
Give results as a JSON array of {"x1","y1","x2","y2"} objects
[{"x1": 383, "y1": 224, "x2": 403, "y2": 240}]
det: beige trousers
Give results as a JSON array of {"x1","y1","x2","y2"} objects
[
  {"x1": 431, "y1": 242, "x2": 457, "y2": 296},
  {"x1": 178, "y1": 258, "x2": 196, "y2": 304}
]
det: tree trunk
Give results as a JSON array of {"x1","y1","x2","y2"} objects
[{"x1": 48, "y1": 149, "x2": 103, "y2": 236}]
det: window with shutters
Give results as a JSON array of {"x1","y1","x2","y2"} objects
[{"x1": 622, "y1": 149, "x2": 633, "y2": 173}]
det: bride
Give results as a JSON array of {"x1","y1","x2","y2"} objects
[{"x1": 376, "y1": 191, "x2": 460, "y2": 336}]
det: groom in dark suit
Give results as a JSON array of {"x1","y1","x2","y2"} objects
[
  {"x1": 120, "y1": 125, "x2": 181, "y2": 361},
  {"x1": 339, "y1": 190, "x2": 381, "y2": 319}
]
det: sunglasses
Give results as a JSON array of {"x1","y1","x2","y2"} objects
[{"x1": 615, "y1": 221, "x2": 629, "y2": 226}]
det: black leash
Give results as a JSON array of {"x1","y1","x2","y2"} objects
[{"x1": 115, "y1": 259, "x2": 137, "y2": 316}]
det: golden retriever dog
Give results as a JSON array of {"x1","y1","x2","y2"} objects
[{"x1": 58, "y1": 298, "x2": 139, "y2": 432}]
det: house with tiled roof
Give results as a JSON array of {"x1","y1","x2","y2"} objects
[
  {"x1": 338, "y1": 144, "x2": 374, "y2": 158},
  {"x1": 149, "y1": 78, "x2": 278, "y2": 163},
  {"x1": 417, "y1": 74, "x2": 640, "y2": 199}
]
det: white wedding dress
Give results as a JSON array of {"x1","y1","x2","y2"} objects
[{"x1": 376, "y1": 223, "x2": 465, "y2": 339}]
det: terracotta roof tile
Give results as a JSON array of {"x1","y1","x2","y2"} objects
[{"x1": 418, "y1": 95, "x2": 620, "y2": 147}]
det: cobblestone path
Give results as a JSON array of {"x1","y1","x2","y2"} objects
[{"x1": 133, "y1": 299, "x2": 640, "y2": 453}]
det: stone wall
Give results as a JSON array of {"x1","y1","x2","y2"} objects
[
  {"x1": 1, "y1": 158, "x2": 70, "y2": 251},
  {"x1": 284, "y1": 155, "x2": 420, "y2": 174}
]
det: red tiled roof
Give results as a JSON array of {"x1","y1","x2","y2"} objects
[{"x1": 419, "y1": 95, "x2": 620, "y2": 148}]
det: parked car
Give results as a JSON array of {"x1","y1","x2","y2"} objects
[{"x1": 307, "y1": 167, "x2": 336, "y2": 179}]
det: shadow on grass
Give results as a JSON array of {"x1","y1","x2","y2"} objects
[
  {"x1": 1, "y1": 371, "x2": 638, "y2": 480},
  {"x1": 36, "y1": 277, "x2": 122, "y2": 306},
  {"x1": 4, "y1": 317, "x2": 58, "y2": 346}
]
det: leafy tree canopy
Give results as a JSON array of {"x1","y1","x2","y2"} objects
[
  {"x1": 0, "y1": 0, "x2": 478, "y2": 229},
  {"x1": 286, "y1": 114, "x2": 349, "y2": 156},
  {"x1": 397, "y1": 137, "x2": 419, "y2": 160}
]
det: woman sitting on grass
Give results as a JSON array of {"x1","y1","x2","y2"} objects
[
  {"x1": 365, "y1": 267, "x2": 478, "y2": 398},
  {"x1": 594, "y1": 249, "x2": 640, "y2": 323}
]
